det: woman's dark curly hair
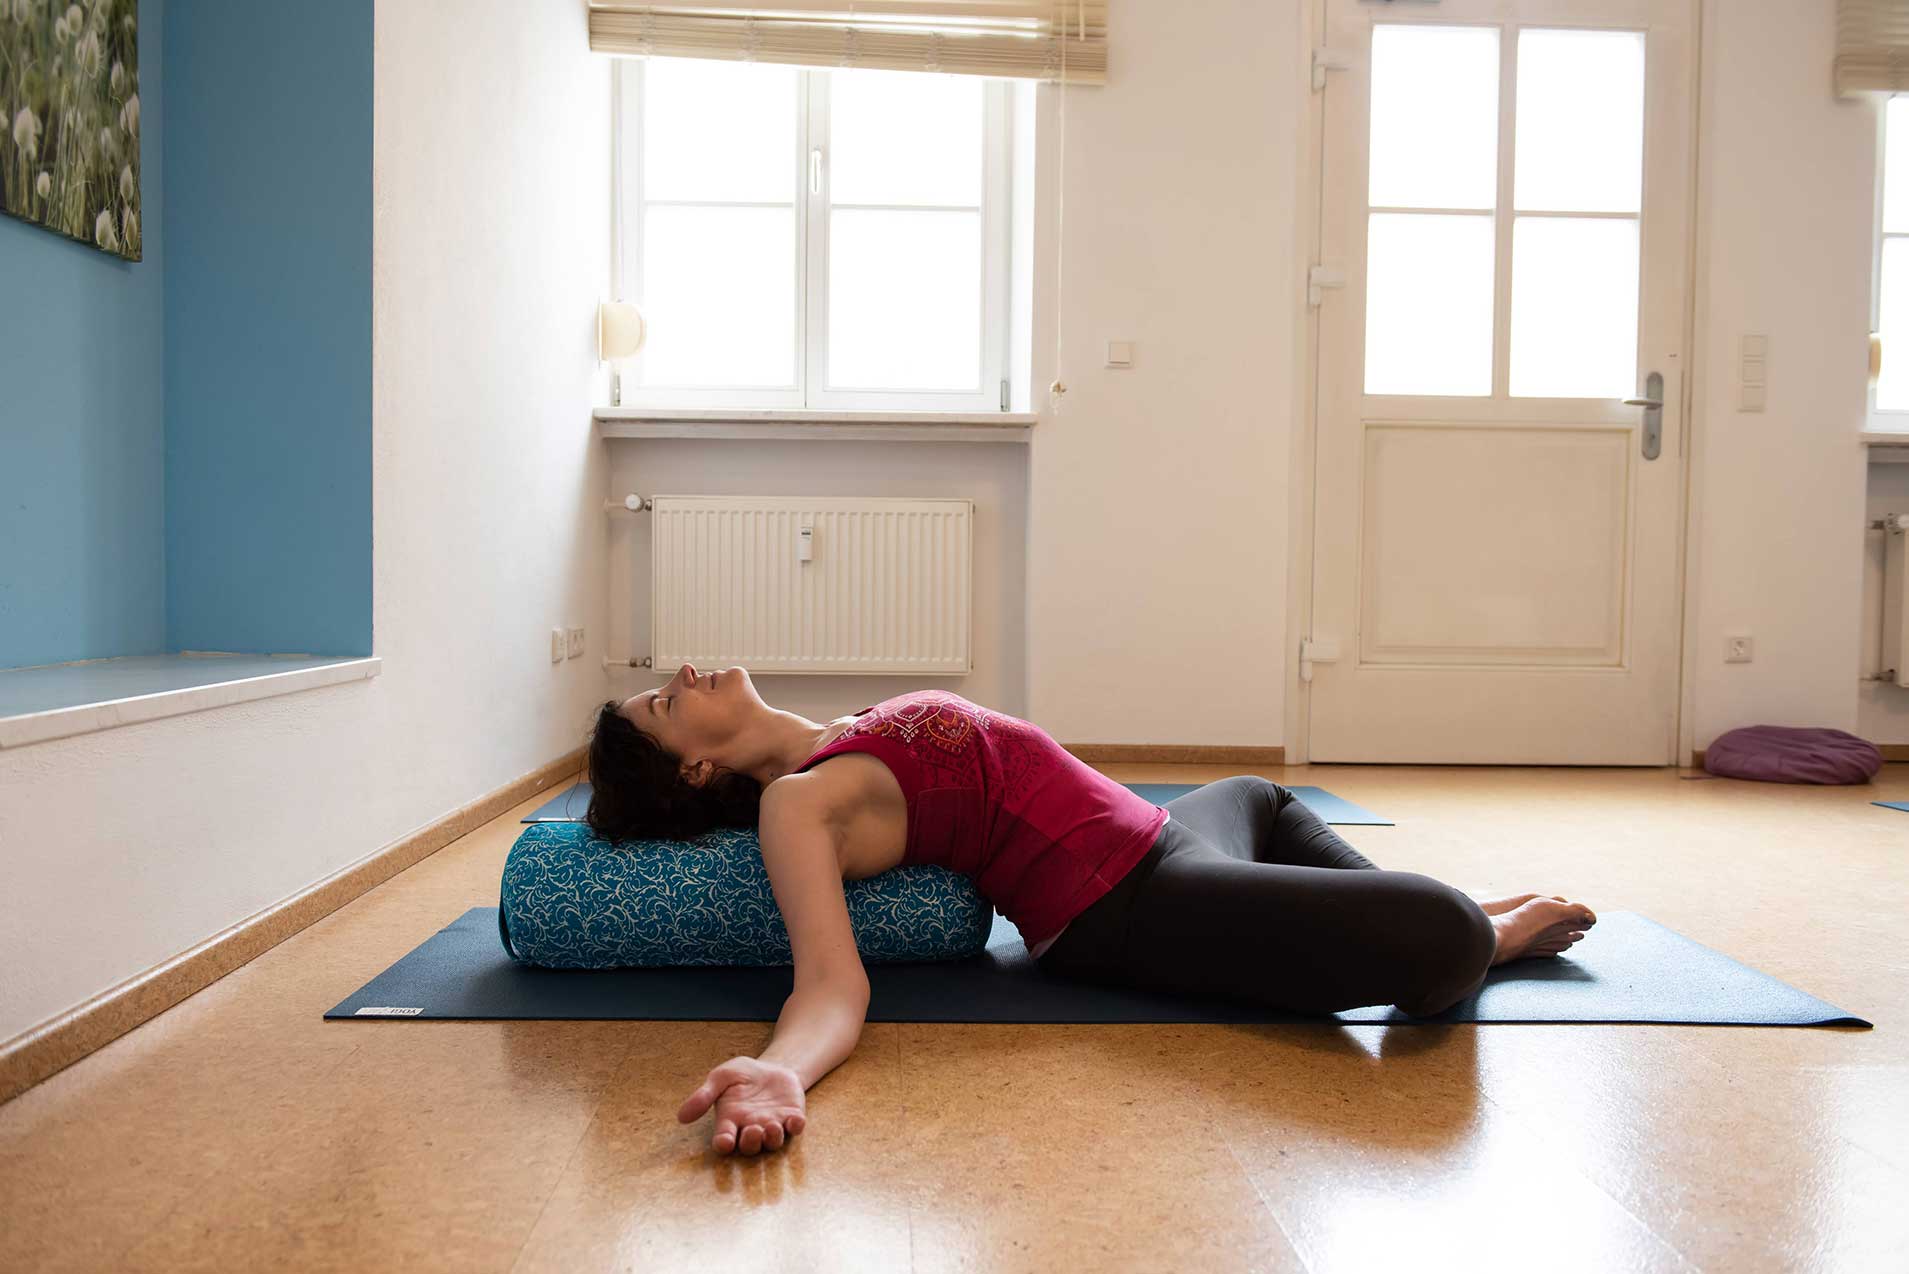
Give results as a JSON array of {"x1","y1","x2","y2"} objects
[{"x1": 584, "y1": 700, "x2": 764, "y2": 843}]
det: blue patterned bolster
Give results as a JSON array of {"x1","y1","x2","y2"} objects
[{"x1": 498, "y1": 821, "x2": 994, "y2": 968}]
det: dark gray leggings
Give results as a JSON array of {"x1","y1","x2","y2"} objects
[{"x1": 1036, "y1": 777, "x2": 1496, "y2": 1017}]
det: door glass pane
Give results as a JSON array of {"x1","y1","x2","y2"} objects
[
  {"x1": 643, "y1": 59, "x2": 798, "y2": 203},
  {"x1": 831, "y1": 69, "x2": 983, "y2": 207},
  {"x1": 1878, "y1": 238, "x2": 1909, "y2": 409},
  {"x1": 1364, "y1": 213, "x2": 1495, "y2": 396},
  {"x1": 829, "y1": 209, "x2": 981, "y2": 390},
  {"x1": 1509, "y1": 216, "x2": 1639, "y2": 398},
  {"x1": 1515, "y1": 29, "x2": 1645, "y2": 214},
  {"x1": 1884, "y1": 97, "x2": 1909, "y2": 234},
  {"x1": 641, "y1": 206, "x2": 796, "y2": 386},
  {"x1": 1369, "y1": 24, "x2": 1499, "y2": 210}
]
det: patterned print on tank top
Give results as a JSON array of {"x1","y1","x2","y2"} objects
[
  {"x1": 846, "y1": 692, "x2": 992, "y2": 785},
  {"x1": 841, "y1": 691, "x2": 1061, "y2": 806}
]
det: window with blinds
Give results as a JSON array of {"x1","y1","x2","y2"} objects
[
  {"x1": 1838, "y1": 0, "x2": 1909, "y2": 95},
  {"x1": 586, "y1": 1, "x2": 1106, "y2": 82},
  {"x1": 612, "y1": 57, "x2": 1023, "y2": 410}
]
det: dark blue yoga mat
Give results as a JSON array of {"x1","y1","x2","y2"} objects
[
  {"x1": 324, "y1": 908, "x2": 1868, "y2": 1027},
  {"x1": 523, "y1": 781, "x2": 1392, "y2": 826},
  {"x1": 1875, "y1": 801, "x2": 1909, "y2": 813}
]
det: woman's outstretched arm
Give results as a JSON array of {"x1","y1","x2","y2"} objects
[
  {"x1": 677, "y1": 781, "x2": 871, "y2": 1155},
  {"x1": 676, "y1": 979, "x2": 868, "y2": 1154}
]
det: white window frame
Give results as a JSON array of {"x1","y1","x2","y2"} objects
[
  {"x1": 1874, "y1": 93, "x2": 1908, "y2": 424},
  {"x1": 613, "y1": 58, "x2": 1014, "y2": 413}
]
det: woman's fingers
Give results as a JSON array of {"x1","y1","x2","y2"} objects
[{"x1": 705, "y1": 1109, "x2": 805, "y2": 1156}]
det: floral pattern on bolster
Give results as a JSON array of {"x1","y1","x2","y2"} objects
[{"x1": 498, "y1": 821, "x2": 995, "y2": 969}]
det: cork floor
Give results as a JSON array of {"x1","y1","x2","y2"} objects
[{"x1": 2, "y1": 762, "x2": 1906, "y2": 1273}]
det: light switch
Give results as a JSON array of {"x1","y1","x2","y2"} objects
[{"x1": 1105, "y1": 340, "x2": 1135, "y2": 368}]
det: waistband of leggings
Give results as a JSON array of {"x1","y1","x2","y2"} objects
[{"x1": 1036, "y1": 816, "x2": 1180, "y2": 965}]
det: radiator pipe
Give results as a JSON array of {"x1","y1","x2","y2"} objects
[
  {"x1": 604, "y1": 494, "x2": 650, "y2": 514},
  {"x1": 604, "y1": 656, "x2": 654, "y2": 671}
]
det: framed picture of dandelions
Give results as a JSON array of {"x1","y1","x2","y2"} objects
[{"x1": 0, "y1": 0, "x2": 142, "y2": 261}]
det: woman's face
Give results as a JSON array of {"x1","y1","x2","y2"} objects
[{"x1": 617, "y1": 663, "x2": 764, "y2": 782}]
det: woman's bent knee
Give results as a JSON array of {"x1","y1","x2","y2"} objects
[{"x1": 1394, "y1": 884, "x2": 1495, "y2": 1017}]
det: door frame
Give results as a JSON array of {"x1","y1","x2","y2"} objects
[{"x1": 1283, "y1": 0, "x2": 1709, "y2": 766}]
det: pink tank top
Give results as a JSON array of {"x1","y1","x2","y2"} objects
[{"x1": 794, "y1": 690, "x2": 1169, "y2": 956}]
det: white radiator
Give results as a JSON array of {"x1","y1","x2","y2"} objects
[{"x1": 650, "y1": 496, "x2": 973, "y2": 675}]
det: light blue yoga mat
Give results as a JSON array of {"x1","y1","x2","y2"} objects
[
  {"x1": 326, "y1": 908, "x2": 1868, "y2": 1027},
  {"x1": 1875, "y1": 801, "x2": 1909, "y2": 813},
  {"x1": 522, "y1": 781, "x2": 594, "y2": 822},
  {"x1": 523, "y1": 781, "x2": 1391, "y2": 826},
  {"x1": 1122, "y1": 782, "x2": 1391, "y2": 826}
]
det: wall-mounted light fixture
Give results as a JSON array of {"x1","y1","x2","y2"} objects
[{"x1": 598, "y1": 300, "x2": 646, "y2": 406}]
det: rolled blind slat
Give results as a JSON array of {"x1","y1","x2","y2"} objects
[
  {"x1": 1838, "y1": 0, "x2": 1909, "y2": 94},
  {"x1": 586, "y1": 2, "x2": 1107, "y2": 82}
]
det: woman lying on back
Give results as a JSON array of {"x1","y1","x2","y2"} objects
[{"x1": 585, "y1": 664, "x2": 1596, "y2": 1157}]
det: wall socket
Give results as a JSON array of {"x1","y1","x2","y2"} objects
[
  {"x1": 549, "y1": 628, "x2": 565, "y2": 663},
  {"x1": 1725, "y1": 634, "x2": 1754, "y2": 663},
  {"x1": 566, "y1": 627, "x2": 585, "y2": 659}
]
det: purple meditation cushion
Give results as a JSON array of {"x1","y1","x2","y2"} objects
[{"x1": 1704, "y1": 725, "x2": 1883, "y2": 785}]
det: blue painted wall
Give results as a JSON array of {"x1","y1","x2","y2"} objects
[
  {"x1": 162, "y1": 0, "x2": 372, "y2": 656},
  {"x1": 0, "y1": 0, "x2": 167, "y2": 669}
]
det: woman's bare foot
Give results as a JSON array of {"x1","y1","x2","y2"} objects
[
  {"x1": 1467, "y1": 891, "x2": 1567, "y2": 916},
  {"x1": 1489, "y1": 897, "x2": 1597, "y2": 964}
]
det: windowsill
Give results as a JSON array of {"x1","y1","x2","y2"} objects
[
  {"x1": 1862, "y1": 428, "x2": 1909, "y2": 462},
  {"x1": 595, "y1": 407, "x2": 1037, "y2": 443},
  {"x1": 0, "y1": 653, "x2": 382, "y2": 749}
]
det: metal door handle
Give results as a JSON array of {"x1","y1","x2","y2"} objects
[{"x1": 1628, "y1": 371, "x2": 1664, "y2": 460}]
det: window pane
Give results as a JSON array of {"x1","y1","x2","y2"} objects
[
  {"x1": 640, "y1": 206, "x2": 795, "y2": 386},
  {"x1": 1369, "y1": 25, "x2": 1499, "y2": 211},
  {"x1": 1515, "y1": 29, "x2": 1644, "y2": 214},
  {"x1": 1884, "y1": 97, "x2": 1909, "y2": 234},
  {"x1": 1509, "y1": 216, "x2": 1639, "y2": 398},
  {"x1": 1364, "y1": 213, "x2": 1495, "y2": 396},
  {"x1": 831, "y1": 68, "x2": 983, "y2": 207},
  {"x1": 643, "y1": 58, "x2": 797, "y2": 203},
  {"x1": 1878, "y1": 238, "x2": 1909, "y2": 408},
  {"x1": 829, "y1": 209, "x2": 980, "y2": 390}
]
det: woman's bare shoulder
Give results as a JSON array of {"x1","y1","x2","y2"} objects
[{"x1": 765, "y1": 753, "x2": 887, "y2": 821}]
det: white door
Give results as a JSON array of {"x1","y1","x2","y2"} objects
[{"x1": 1307, "y1": 0, "x2": 1693, "y2": 764}]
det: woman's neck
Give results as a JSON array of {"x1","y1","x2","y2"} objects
[{"x1": 747, "y1": 709, "x2": 854, "y2": 788}]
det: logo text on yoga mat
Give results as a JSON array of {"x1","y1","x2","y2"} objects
[{"x1": 353, "y1": 1006, "x2": 424, "y2": 1016}]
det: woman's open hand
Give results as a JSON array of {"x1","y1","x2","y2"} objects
[{"x1": 677, "y1": 1056, "x2": 808, "y2": 1155}]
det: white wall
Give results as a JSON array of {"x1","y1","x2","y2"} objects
[
  {"x1": 1685, "y1": 0, "x2": 1893, "y2": 750},
  {"x1": 604, "y1": 0, "x2": 1307, "y2": 749},
  {"x1": 1025, "y1": 0, "x2": 1305, "y2": 746},
  {"x1": 0, "y1": 0, "x2": 611, "y2": 1044}
]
